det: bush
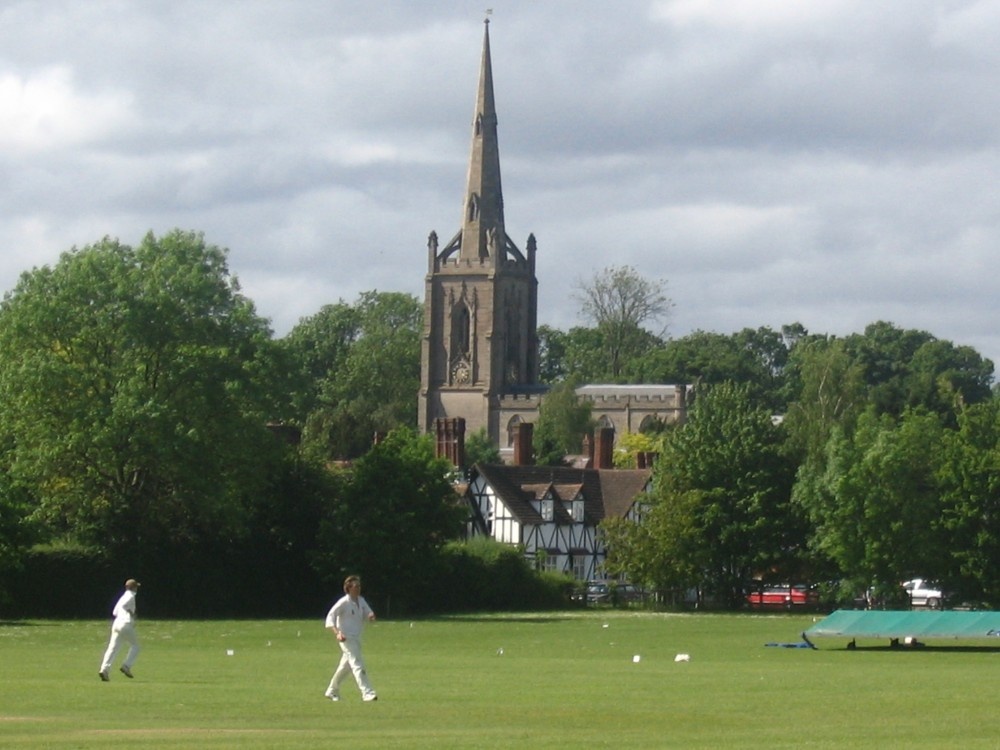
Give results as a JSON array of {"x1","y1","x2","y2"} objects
[
  {"x1": 431, "y1": 538, "x2": 572, "y2": 612},
  {"x1": 3, "y1": 542, "x2": 114, "y2": 618}
]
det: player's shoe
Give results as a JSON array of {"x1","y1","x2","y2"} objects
[
  {"x1": 120, "y1": 665, "x2": 134, "y2": 678},
  {"x1": 363, "y1": 693, "x2": 378, "y2": 702},
  {"x1": 324, "y1": 690, "x2": 339, "y2": 701},
  {"x1": 99, "y1": 670, "x2": 110, "y2": 681}
]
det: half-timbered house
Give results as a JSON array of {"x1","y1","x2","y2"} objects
[{"x1": 463, "y1": 442, "x2": 651, "y2": 581}]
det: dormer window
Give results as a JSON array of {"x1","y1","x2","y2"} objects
[
  {"x1": 572, "y1": 500, "x2": 584, "y2": 523},
  {"x1": 541, "y1": 499, "x2": 553, "y2": 522}
]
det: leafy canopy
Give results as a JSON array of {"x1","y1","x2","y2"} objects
[
  {"x1": 284, "y1": 291, "x2": 422, "y2": 460},
  {"x1": 0, "y1": 230, "x2": 283, "y2": 553}
]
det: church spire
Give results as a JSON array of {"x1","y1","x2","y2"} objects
[
  {"x1": 458, "y1": 17, "x2": 505, "y2": 263},
  {"x1": 419, "y1": 16, "x2": 541, "y2": 447}
]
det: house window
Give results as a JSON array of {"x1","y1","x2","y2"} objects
[
  {"x1": 572, "y1": 556, "x2": 586, "y2": 580},
  {"x1": 541, "y1": 499, "x2": 553, "y2": 522},
  {"x1": 572, "y1": 500, "x2": 584, "y2": 522}
]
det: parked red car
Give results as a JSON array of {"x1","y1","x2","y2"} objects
[{"x1": 746, "y1": 584, "x2": 819, "y2": 609}]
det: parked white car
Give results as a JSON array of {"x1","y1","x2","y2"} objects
[{"x1": 901, "y1": 578, "x2": 945, "y2": 609}]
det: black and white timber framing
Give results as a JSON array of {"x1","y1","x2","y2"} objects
[{"x1": 465, "y1": 463, "x2": 651, "y2": 580}]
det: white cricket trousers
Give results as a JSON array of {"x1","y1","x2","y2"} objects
[
  {"x1": 101, "y1": 622, "x2": 140, "y2": 672},
  {"x1": 327, "y1": 637, "x2": 375, "y2": 698}
]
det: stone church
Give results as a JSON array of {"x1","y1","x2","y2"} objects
[{"x1": 418, "y1": 20, "x2": 688, "y2": 463}]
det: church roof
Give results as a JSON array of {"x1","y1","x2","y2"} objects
[{"x1": 577, "y1": 384, "x2": 686, "y2": 398}]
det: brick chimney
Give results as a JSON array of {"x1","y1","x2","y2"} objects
[
  {"x1": 433, "y1": 417, "x2": 466, "y2": 469},
  {"x1": 636, "y1": 451, "x2": 658, "y2": 469},
  {"x1": 594, "y1": 427, "x2": 614, "y2": 470},
  {"x1": 513, "y1": 422, "x2": 534, "y2": 466}
]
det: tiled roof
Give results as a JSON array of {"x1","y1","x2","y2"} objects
[
  {"x1": 471, "y1": 463, "x2": 650, "y2": 526},
  {"x1": 599, "y1": 470, "x2": 652, "y2": 519},
  {"x1": 473, "y1": 464, "x2": 545, "y2": 524},
  {"x1": 552, "y1": 483, "x2": 584, "y2": 501},
  {"x1": 521, "y1": 483, "x2": 552, "y2": 500}
]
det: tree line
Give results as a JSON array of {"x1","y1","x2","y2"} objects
[
  {"x1": 0, "y1": 232, "x2": 566, "y2": 617},
  {"x1": 580, "y1": 315, "x2": 997, "y2": 608},
  {"x1": 545, "y1": 268, "x2": 997, "y2": 608},
  {"x1": 0, "y1": 233, "x2": 996, "y2": 614}
]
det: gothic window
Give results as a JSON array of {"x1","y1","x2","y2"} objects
[
  {"x1": 451, "y1": 303, "x2": 470, "y2": 358},
  {"x1": 639, "y1": 415, "x2": 664, "y2": 433},
  {"x1": 506, "y1": 415, "x2": 522, "y2": 448},
  {"x1": 504, "y1": 294, "x2": 521, "y2": 385},
  {"x1": 505, "y1": 306, "x2": 520, "y2": 382},
  {"x1": 450, "y1": 302, "x2": 471, "y2": 386}
]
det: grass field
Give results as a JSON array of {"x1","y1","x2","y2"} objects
[{"x1": 2, "y1": 610, "x2": 998, "y2": 748}]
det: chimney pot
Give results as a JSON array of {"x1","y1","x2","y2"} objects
[
  {"x1": 514, "y1": 422, "x2": 534, "y2": 466},
  {"x1": 433, "y1": 417, "x2": 466, "y2": 469},
  {"x1": 595, "y1": 427, "x2": 615, "y2": 470}
]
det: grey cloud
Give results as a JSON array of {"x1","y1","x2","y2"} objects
[{"x1": 1, "y1": 0, "x2": 998, "y2": 370}]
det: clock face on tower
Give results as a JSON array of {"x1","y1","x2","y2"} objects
[{"x1": 452, "y1": 360, "x2": 471, "y2": 386}]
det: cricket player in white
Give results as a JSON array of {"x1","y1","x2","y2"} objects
[
  {"x1": 324, "y1": 575, "x2": 377, "y2": 701},
  {"x1": 99, "y1": 578, "x2": 141, "y2": 680}
]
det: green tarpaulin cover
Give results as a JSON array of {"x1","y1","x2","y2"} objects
[{"x1": 805, "y1": 609, "x2": 1000, "y2": 640}]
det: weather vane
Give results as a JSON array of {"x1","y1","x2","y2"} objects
[{"x1": 485, "y1": 8, "x2": 492, "y2": 23}]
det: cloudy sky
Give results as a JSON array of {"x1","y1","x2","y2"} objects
[{"x1": 2, "y1": 1, "x2": 999, "y2": 366}]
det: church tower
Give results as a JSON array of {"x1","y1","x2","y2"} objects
[{"x1": 419, "y1": 19, "x2": 540, "y2": 448}]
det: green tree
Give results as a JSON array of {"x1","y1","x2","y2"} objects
[
  {"x1": 465, "y1": 427, "x2": 502, "y2": 469},
  {"x1": 936, "y1": 399, "x2": 1000, "y2": 606},
  {"x1": 282, "y1": 301, "x2": 360, "y2": 421},
  {"x1": 537, "y1": 324, "x2": 568, "y2": 384},
  {"x1": 783, "y1": 336, "x2": 866, "y2": 465},
  {"x1": 564, "y1": 326, "x2": 612, "y2": 383},
  {"x1": 287, "y1": 291, "x2": 422, "y2": 460},
  {"x1": 574, "y1": 266, "x2": 671, "y2": 379},
  {"x1": 906, "y1": 338, "x2": 993, "y2": 418},
  {"x1": 0, "y1": 231, "x2": 283, "y2": 558},
  {"x1": 539, "y1": 323, "x2": 666, "y2": 386},
  {"x1": 232, "y1": 452, "x2": 341, "y2": 616},
  {"x1": 0, "y1": 468, "x2": 35, "y2": 604},
  {"x1": 312, "y1": 429, "x2": 465, "y2": 613},
  {"x1": 635, "y1": 326, "x2": 792, "y2": 411},
  {"x1": 602, "y1": 486, "x2": 705, "y2": 597},
  {"x1": 650, "y1": 382, "x2": 798, "y2": 607},
  {"x1": 533, "y1": 380, "x2": 594, "y2": 465},
  {"x1": 612, "y1": 431, "x2": 662, "y2": 469},
  {"x1": 843, "y1": 321, "x2": 993, "y2": 420},
  {"x1": 795, "y1": 408, "x2": 945, "y2": 595}
]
